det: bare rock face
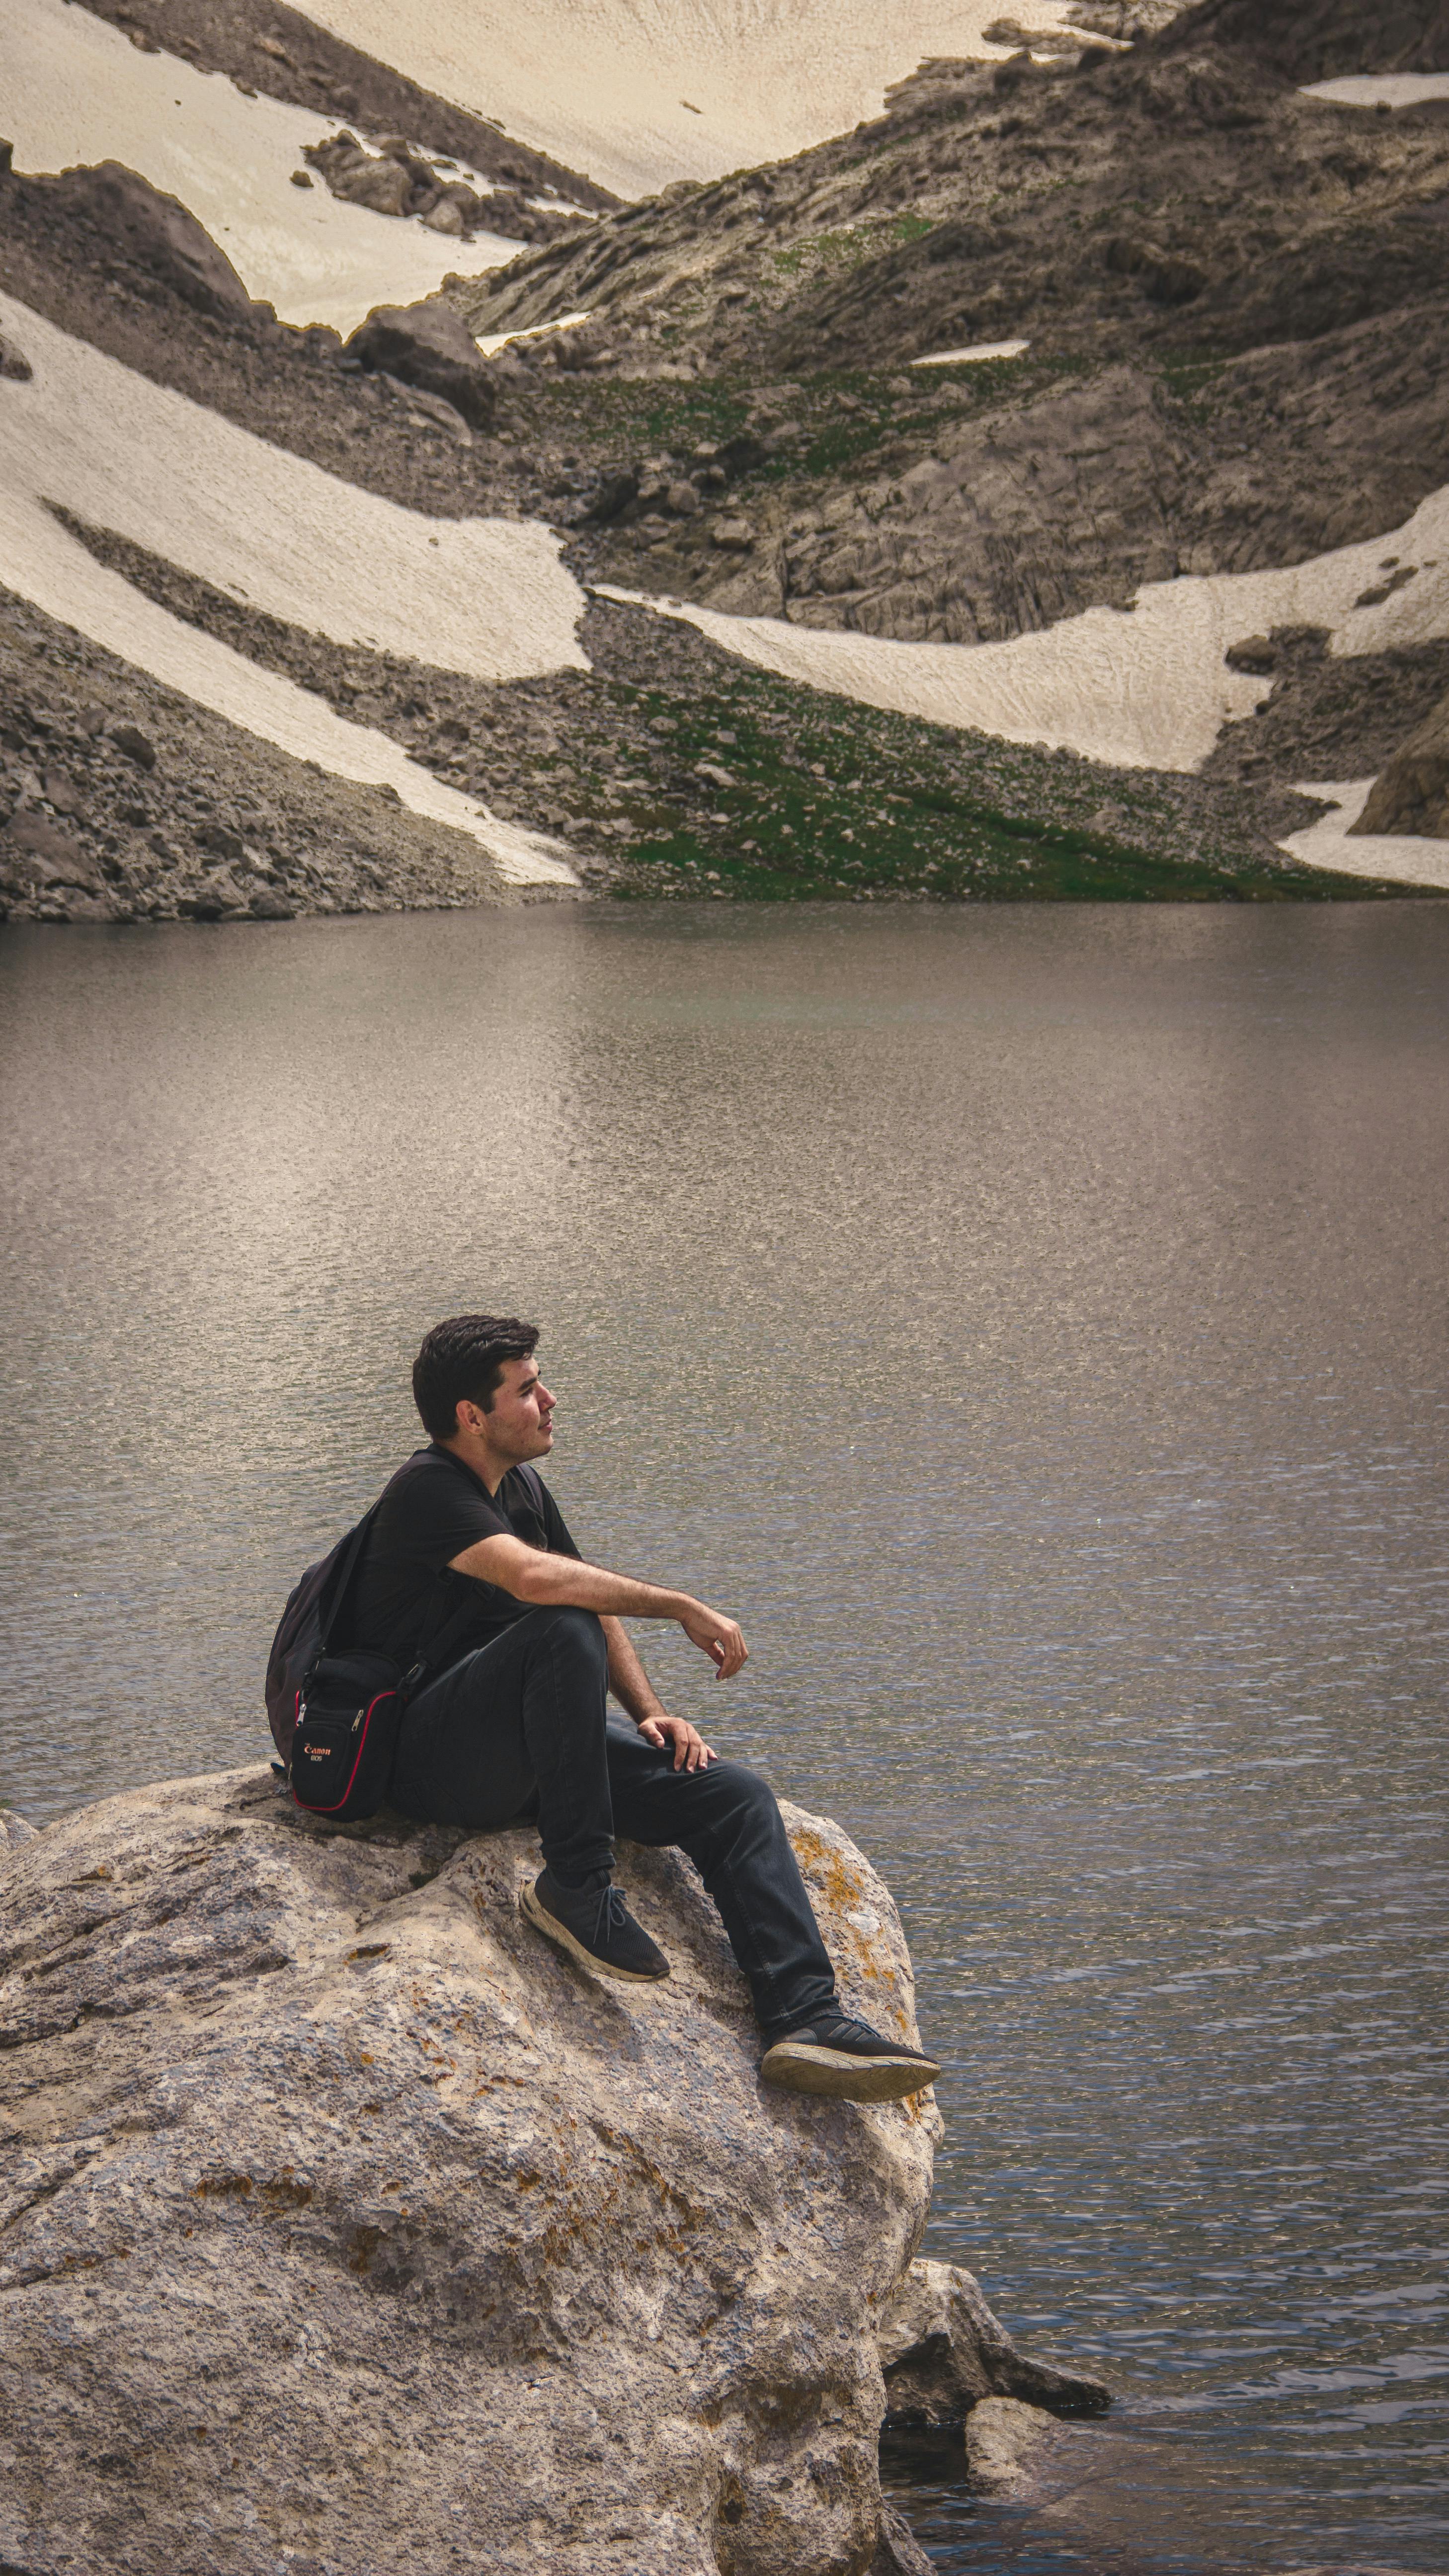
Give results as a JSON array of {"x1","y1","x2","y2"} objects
[
  {"x1": 344, "y1": 298, "x2": 496, "y2": 430},
  {"x1": 879, "y1": 2257, "x2": 1110, "y2": 2429},
  {"x1": 37, "y1": 161, "x2": 253, "y2": 319},
  {"x1": 0, "y1": 1767, "x2": 942, "y2": 2576},
  {"x1": 1352, "y1": 687, "x2": 1449, "y2": 838}
]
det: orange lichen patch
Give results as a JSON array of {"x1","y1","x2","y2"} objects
[
  {"x1": 193, "y1": 2167, "x2": 315, "y2": 2211},
  {"x1": 260, "y1": 2173, "x2": 314, "y2": 2210},
  {"x1": 348, "y1": 2224, "x2": 383, "y2": 2274},
  {"x1": 73, "y1": 1865, "x2": 113, "y2": 1883}
]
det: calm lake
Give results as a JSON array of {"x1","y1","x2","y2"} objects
[{"x1": 2, "y1": 901, "x2": 1446, "y2": 2573}]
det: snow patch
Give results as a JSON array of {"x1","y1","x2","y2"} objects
[
  {"x1": 1300, "y1": 73, "x2": 1449, "y2": 111},
  {"x1": 286, "y1": 0, "x2": 1082, "y2": 199},
  {"x1": 911, "y1": 340, "x2": 1030, "y2": 366},
  {"x1": 0, "y1": 294, "x2": 585, "y2": 887},
  {"x1": 8, "y1": 0, "x2": 528, "y2": 332},
  {"x1": 1278, "y1": 781, "x2": 1449, "y2": 891},
  {"x1": 596, "y1": 486, "x2": 1449, "y2": 773},
  {"x1": 473, "y1": 310, "x2": 594, "y2": 357},
  {"x1": 0, "y1": 490, "x2": 577, "y2": 886},
  {"x1": 0, "y1": 294, "x2": 588, "y2": 684}
]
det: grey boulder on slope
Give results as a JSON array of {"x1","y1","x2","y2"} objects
[
  {"x1": 23, "y1": 160, "x2": 255, "y2": 319},
  {"x1": 1352, "y1": 685, "x2": 1449, "y2": 839},
  {"x1": 344, "y1": 297, "x2": 497, "y2": 430}
]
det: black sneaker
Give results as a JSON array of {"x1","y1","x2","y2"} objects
[
  {"x1": 760, "y1": 2012, "x2": 941, "y2": 2103},
  {"x1": 521, "y1": 1867, "x2": 670, "y2": 1986}
]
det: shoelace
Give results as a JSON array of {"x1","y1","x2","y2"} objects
[{"x1": 591, "y1": 1881, "x2": 630, "y2": 1948}]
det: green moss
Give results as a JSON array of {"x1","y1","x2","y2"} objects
[{"x1": 572, "y1": 673, "x2": 1396, "y2": 906}]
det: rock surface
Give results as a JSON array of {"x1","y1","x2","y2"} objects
[
  {"x1": 879, "y1": 2257, "x2": 1110, "y2": 2428},
  {"x1": 344, "y1": 296, "x2": 496, "y2": 429},
  {"x1": 0, "y1": 587, "x2": 550, "y2": 923},
  {"x1": 0, "y1": 1764, "x2": 952, "y2": 2575},
  {"x1": 1352, "y1": 684, "x2": 1449, "y2": 835},
  {"x1": 305, "y1": 131, "x2": 588, "y2": 249},
  {"x1": 38, "y1": 161, "x2": 254, "y2": 320}
]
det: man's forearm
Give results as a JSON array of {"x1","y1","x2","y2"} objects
[
  {"x1": 600, "y1": 1614, "x2": 665, "y2": 1727},
  {"x1": 515, "y1": 1551, "x2": 695, "y2": 1622}
]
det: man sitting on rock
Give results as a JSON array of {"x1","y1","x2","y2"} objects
[{"x1": 351, "y1": 1313, "x2": 940, "y2": 2106}]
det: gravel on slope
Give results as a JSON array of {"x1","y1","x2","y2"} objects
[{"x1": 0, "y1": 586, "x2": 562, "y2": 923}]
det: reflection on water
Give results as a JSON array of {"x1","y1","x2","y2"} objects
[{"x1": 1, "y1": 903, "x2": 1446, "y2": 2572}]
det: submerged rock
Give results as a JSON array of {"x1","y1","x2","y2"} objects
[{"x1": 0, "y1": 1766, "x2": 945, "y2": 2574}]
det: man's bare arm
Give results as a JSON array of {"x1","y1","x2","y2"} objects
[
  {"x1": 601, "y1": 1614, "x2": 716, "y2": 1772},
  {"x1": 446, "y1": 1532, "x2": 747, "y2": 1678}
]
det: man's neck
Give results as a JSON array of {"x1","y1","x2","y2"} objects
[{"x1": 437, "y1": 1431, "x2": 510, "y2": 1497}]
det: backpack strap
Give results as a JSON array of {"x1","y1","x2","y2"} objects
[{"x1": 315, "y1": 1501, "x2": 386, "y2": 1662}]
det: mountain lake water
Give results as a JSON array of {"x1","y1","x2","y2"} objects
[{"x1": 1, "y1": 899, "x2": 1445, "y2": 2575}]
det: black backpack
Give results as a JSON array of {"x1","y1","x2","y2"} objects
[{"x1": 265, "y1": 1461, "x2": 545, "y2": 1822}]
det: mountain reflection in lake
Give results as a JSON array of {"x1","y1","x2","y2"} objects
[{"x1": 2, "y1": 902, "x2": 1446, "y2": 2574}]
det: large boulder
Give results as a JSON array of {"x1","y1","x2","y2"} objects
[
  {"x1": 0, "y1": 1767, "x2": 941, "y2": 2575},
  {"x1": 39, "y1": 162, "x2": 253, "y2": 319},
  {"x1": 344, "y1": 298, "x2": 496, "y2": 429},
  {"x1": 1351, "y1": 687, "x2": 1449, "y2": 839}
]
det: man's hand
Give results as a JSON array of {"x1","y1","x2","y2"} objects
[
  {"x1": 637, "y1": 1711, "x2": 717, "y2": 1772},
  {"x1": 679, "y1": 1601, "x2": 748, "y2": 1678}
]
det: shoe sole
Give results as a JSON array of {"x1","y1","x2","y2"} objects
[
  {"x1": 520, "y1": 1878, "x2": 670, "y2": 1985},
  {"x1": 759, "y1": 2039, "x2": 942, "y2": 2103}
]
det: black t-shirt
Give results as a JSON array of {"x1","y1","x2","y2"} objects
[{"x1": 350, "y1": 1443, "x2": 582, "y2": 1666}]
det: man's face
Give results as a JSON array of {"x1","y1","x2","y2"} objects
[{"x1": 479, "y1": 1356, "x2": 556, "y2": 1461}]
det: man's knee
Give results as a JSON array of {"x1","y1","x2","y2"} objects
[
  {"x1": 702, "y1": 1758, "x2": 783, "y2": 1836},
  {"x1": 526, "y1": 1603, "x2": 607, "y2": 1668}
]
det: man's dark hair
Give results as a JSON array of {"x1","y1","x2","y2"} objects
[{"x1": 412, "y1": 1314, "x2": 540, "y2": 1441}]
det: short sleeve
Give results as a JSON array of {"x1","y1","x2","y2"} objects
[{"x1": 389, "y1": 1451, "x2": 513, "y2": 1573}]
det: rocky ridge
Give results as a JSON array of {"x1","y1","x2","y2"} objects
[
  {"x1": 450, "y1": 10, "x2": 1449, "y2": 646},
  {"x1": 70, "y1": 0, "x2": 616, "y2": 213},
  {"x1": 0, "y1": 1765, "x2": 1107, "y2": 2576}
]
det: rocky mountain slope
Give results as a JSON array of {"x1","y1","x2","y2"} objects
[
  {"x1": 2, "y1": 0, "x2": 1448, "y2": 921},
  {"x1": 455, "y1": 6, "x2": 1449, "y2": 645}
]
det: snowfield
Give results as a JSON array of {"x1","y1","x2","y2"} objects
[
  {"x1": 594, "y1": 486, "x2": 1449, "y2": 875},
  {"x1": 285, "y1": 0, "x2": 1080, "y2": 200},
  {"x1": 0, "y1": 295, "x2": 588, "y2": 683},
  {"x1": 0, "y1": 293, "x2": 585, "y2": 885},
  {"x1": 1278, "y1": 783, "x2": 1449, "y2": 891},
  {"x1": 9, "y1": 0, "x2": 529, "y2": 332},
  {"x1": 911, "y1": 341, "x2": 1031, "y2": 367}
]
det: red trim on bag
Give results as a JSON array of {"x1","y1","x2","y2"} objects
[{"x1": 292, "y1": 1689, "x2": 397, "y2": 1815}]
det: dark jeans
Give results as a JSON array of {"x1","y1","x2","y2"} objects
[{"x1": 391, "y1": 1605, "x2": 838, "y2": 2045}]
